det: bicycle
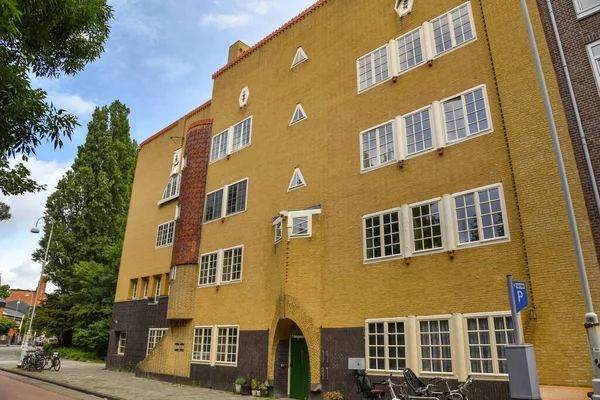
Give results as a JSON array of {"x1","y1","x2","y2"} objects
[
  {"x1": 44, "y1": 352, "x2": 61, "y2": 371},
  {"x1": 403, "y1": 368, "x2": 473, "y2": 400},
  {"x1": 22, "y1": 350, "x2": 45, "y2": 372}
]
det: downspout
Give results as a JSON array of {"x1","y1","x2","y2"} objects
[{"x1": 546, "y1": 0, "x2": 600, "y2": 215}]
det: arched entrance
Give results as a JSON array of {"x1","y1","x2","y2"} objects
[{"x1": 273, "y1": 319, "x2": 311, "y2": 399}]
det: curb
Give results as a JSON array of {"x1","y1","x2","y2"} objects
[{"x1": 0, "y1": 367, "x2": 121, "y2": 400}]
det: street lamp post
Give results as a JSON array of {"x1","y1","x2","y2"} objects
[
  {"x1": 519, "y1": 1, "x2": 600, "y2": 398},
  {"x1": 18, "y1": 217, "x2": 54, "y2": 365}
]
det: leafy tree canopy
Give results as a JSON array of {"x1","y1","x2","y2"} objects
[
  {"x1": 0, "y1": 317, "x2": 15, "y2": 336},
  {"x1": 0, "y1": 283, "x2": 9, "y2": 299}
]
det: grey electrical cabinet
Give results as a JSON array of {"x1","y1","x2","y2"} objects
[{"x1": 505, "y1": 344, "x2": 541, "y2": 400}]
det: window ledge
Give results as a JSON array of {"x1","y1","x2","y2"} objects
[
  {"x1": 191, "y1": 360, "x2": 211, "y2": 365},
  {"x1": 363, "y1": 254, "x2": 404, "y2": 265},
  {"x1": 357, "y1": 76, "x2": 393, "y2": 95},
  {"x1": 445, "y1": 128, "x2": 494, "y2": 148},
  {"x1": 204, "y1": 209, "x2": 247, "y2": 225},
  {"x1": 456, "y1": 236, "x2": 510, "y2": 251},
  {"x1": 360, "y1": 159, "x2": 398, "y2": 175},
  {"x1": 158, "y1": 195, "x2": 179, "y2": 206},
  {"x1": 214, "y1": 362, "x2": 238, "y2": 368},
  {"x1": 155, "y1": 243, "x2": 174, "y2": 250}
]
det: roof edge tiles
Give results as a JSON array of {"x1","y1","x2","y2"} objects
[
  {"x1": 212, "y1": 0, "x2": 330, "y2": 79},
  {"x1": 185, "y1": 99, "x2": 212, "y2": 120}
]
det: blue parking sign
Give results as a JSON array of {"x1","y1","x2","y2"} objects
[{"x1": 513, "y1": 281, "x2": 528, "y2": 313}]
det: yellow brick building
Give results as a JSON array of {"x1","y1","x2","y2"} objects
[{"x1": 107, "y1": 1, "x2": 600, "y2": 398}]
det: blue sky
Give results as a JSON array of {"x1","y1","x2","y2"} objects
[{"x1": 0, "y1": 0, "x2": 316, "y2": 291}]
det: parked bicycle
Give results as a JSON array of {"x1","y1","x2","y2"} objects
[
  {"x1": 22, "y1": 349, "x2": 45, "y2": 372},
  {"x1": 403, "y1": 368, "x2": 473, "y2": 400},
  {"x1": 44, "y1": 351, "x2": 61, "y2": 371}
]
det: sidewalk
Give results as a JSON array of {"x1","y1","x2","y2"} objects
[{"x1": 0, "y1": 360, "x2": 240, "y2": 400}]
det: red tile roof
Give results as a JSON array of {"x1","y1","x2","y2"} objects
[
  {"x1": 185, "y1": 100, "x2": 212, "y2": 120},
  {"x1": 212, "y1": 0, "x2": 330, "y2": 79}
]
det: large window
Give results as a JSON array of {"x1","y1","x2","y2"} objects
[
  {"x1": 156, "y1": 221, "x2": 175, "y2": 248},
  {"x1": 419, "y1": 319, "x2": 452, "y2": 373},
  {"x1": 363, "y1": 210, "x2": 402, "y2": 261},
  {"x1": 204, "y1": 179, "x2": 248, "y2": 222},
  {"x1": 232, "y1": 117, "x2": 252, "y2": 152},
  {"x1": 574, "y1": 0, "x2": 600, "y2": 18},
  {"x1": 431, "y1": 2, "x2": 475, "y2": 55},
  {"x1": 366, "y1": 320, "x2": 406, "y2": 372},
  {"x1": 192, "y1": 325, "x2": 239, "y2": 366},
  {"x1": 453, "y1": 185, "x2": 507, "y2": 245},
  {"x1": 216, "y1": 327, "x2": 239, "y2": 364},
  {"x1": 211, "y1": 130, "x2": 229, "y2": 162},
  {"x1": 588, "y1": 40, "x2": 600, "y2": 94},
  {"x1": 411, "y1": 200, "x2": 443, "y2": 253},
  {"x1": 360, "y1": 121, "x2": 396, "y2": 171},
  {"x1": 404, "y1": 107, "x2": 433, "y2": 156},
  {"x1": 147, "y1": 328, "x2": 167, "y2": 355},
  {"x1": 357, "y1": 45, "x2": 390, "y2": 92},
  {"x1": 210, "y1": 117, "x2": 253, "y2": 163},
  {"x1": 117, "y1": 332, "x2": 126, "y2": 355},
  {"x1": 161, "y1": 174, "x2": 181, "y2": 202},
  {"x1": 396, "y1": 27, "x2": 424, "y2": 73},
  {"x1": 192, "y1": 327, "x2": 213, "y2": 362},
  {"x1": 465, "y1": 314, "x2": 514, "y2": 375},
  {"x1": 199, "y1": 246, "x2": 244, "y2": 287},
  {"x1": 442, "y1": 86, "x2": 490, "y2": 143}
]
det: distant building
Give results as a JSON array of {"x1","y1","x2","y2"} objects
[{"x1": 0, "y1": 277, "x2": 47, "y2": 344}]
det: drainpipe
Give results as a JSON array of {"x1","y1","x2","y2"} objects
[{"x1": 546, "y1": 0, "x2": 600, "y2": 216}]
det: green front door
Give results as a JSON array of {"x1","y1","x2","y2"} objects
[{"x1": 289, "y1": 337, "x2": 310, "y2": 400}]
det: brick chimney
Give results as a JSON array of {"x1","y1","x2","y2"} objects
[{"x1": 228, "y1": 40, "x2": 250, "y2": 63}]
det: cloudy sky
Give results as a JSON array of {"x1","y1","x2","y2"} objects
[{"x1": 0, "y1": 0, "x2": 316, "y2": 292}]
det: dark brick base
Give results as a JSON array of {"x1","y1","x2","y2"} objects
[
  {"x1": 106, "y1": 297, "x2": 170, "y2": 371},
  {"x1": 273, "y1": 339, "x2": 289, "y2": 396}
]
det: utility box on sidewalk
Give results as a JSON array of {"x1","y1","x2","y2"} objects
[{"x1": 506, "y1": 344, "x2": 541, "y2": 400}]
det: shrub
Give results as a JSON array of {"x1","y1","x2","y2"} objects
[
  {"x1": 324, "y1": 391, "x2": 344, "y2": 400},
  {"x1": 251, "y1": 379, "x2": 259, "y2": 390},
  {"x1": 235, "y1": 377, "x2": 247, "y2": 385}
]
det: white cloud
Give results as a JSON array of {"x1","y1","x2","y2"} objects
[
  {"x1": 143, "y1": 56, "x2": 195, "y2": 81},
  {"x1": 0, "y1": 157, "x2": 70, "y2": 293},
  {"x1": 47, "y1": 93, "x2": 97, "y2": 116},
  {"x1": 201, "y1": 12, "x2": 252, "y2": 29}
]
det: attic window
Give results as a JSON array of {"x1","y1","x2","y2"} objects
[
  {"x1": 291, "y1": 47, "x2": 308, "y2": 68},
  {"x1": 290, "y1": 104, "x2": 307, "y2": 126},
  {"x1": 287, "y1": 168, "x2": 306, "y2": 192}
]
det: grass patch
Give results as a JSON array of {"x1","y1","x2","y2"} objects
[{"x1": 44, "y1": 346, "x2": 104, "y2": 363}]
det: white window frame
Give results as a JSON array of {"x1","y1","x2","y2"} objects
[
  {"x1": 154, "y1": 276, "x2": 161, "y2": 301},
  {"x1": 359, "y1": 120, "x2": 399, "y2": 173},
  {"x1": 210, "y1": 129, "x2": 229, "y2": 163},
  {"x1": 170, "y1": 266, "x2": 177, "y2": 281},
  {"x1": 430, "y1": 2, "x2": 477, "y2": 58},
  {"x1": 159, "y1": 174, "x2": 181, "y2": 205},
  {"x1": 401, "y1": 105, "x2": 438, "y2": 159},
  {"x1": 209, "y1": 117, "x2": 253, "y2": 164},
  {"x1": 416, "y1": 316, "x2": 453, "y2": 375},
  {"x1": 408, "y1": 197, "x2": 445, "y2": 255},
  {"x1": 395, "y1": 26, "x2": 426, "y2": 75},
  {"x1": 198, "y1": 245, "x2": 244, "y2": 288},
  {"x1": 171, "y1": 148, "x2": 182, "y2": 176},
  {"x1": 357, "y1": 44, "x2": 392, "y2": 93},
  {"x1": 451, "y1": 183, "x2": 510, "y2": 249},
  {"x1": 146, "y1": 328, "x2": 168, "y2": 356},
  {"x1": 192, "y1": 326, "x2": 214, "y2": 364},
  {"x1": 117, "y1": 332, "x2": 126, "y2": 355},
  {"x1": 215, "y1": 326, "x2": 240, "y2": 366},
  {"x1": 441, "y1": 84, "x2": 493, "y2": 145},
  {"x1": 287, "y1": 168, "x2": 307, "y2": 192},
  {"x1": 274, "y1": 217, "x2": 283, "y2": 244},
  {"x1": 290, "y1": 104, "x2": 308, "y2": 126},
  {"x1": 204, "y1": 178, "x2": 249, "y2": 223},
  {"x1": 155, "y1": 220, "x2": 176, "y2": 248},
  {"x1": 588, "y1": 40, "x2": 600, "y2": 95},
  {"x1": 574, "y1": 0, "x2": 600, "y2": 19},
  {"x1": 462, "y1": 312, "x2": 515, "y2": 377},
  {"x1": 287, "y1": 209, "x2": 321, "y2": 239},
  {"x1": 131, "y1": 280, "x2": 138, "y2": 299},
  {"x1": 143, "y1": 279, "x2": 149, "y2": 298},
  {"x1": 291, "y1": 47, "x2": 308, "y2": 69},
  {"x1": 362, "y1": 208, "x2": 403, "y2": 263},
  {"x1": 192, "y1": 325, "x2": 240, "y2": 367},
  {"x1": 365, "y1": 317, "x2": 408, "y2": 373}
]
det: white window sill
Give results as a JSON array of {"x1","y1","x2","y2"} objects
[
  {"x1": 445, "y1": 128, "x2": 494, "y2": 148},
  {"x1": 411, "y1": 247, "x2": 447, "y2": 257},
  {"x1": 433, "y1": 37, "x2": 477, "y2": 60},
  {"x1": 469, "y1": 373, "x2": 509, "y2": 381},
  {"x1": 214, "y1": 362, "x2": 238, "y2": 368},
  {"x1": 357, "y1": 76, "x2": 393, "y2": 95},
  {"x1": 360, "y1": 159, "x2": 398, "y2": 174},
  {"x1": 365, "y1": 369, "x2": 406, "y2": 377},
  {"x1": 197, "y1": 280, "x2": 242, "y2": 289},
  {"x1": 203, "y1": 209, "x2": 247, "y2": 225},
  {"x1": 155, "y1": 243, "x2": 174, "y2": 250},
  {"x1": 157, "y1": 195, "x2": 179, "y2": 206},
  {"x1": 404, "y1": 146, "x2": 437, "y2": 160},
  {"x1": 363, "y1": 254, "x2": 404, "y2": 265},
  {"x1": 456, "y1": 236, "x2": 510, "y2": 250},
  {"x1": 418, "y1": 371, "x2": 455, "y2": 377}
]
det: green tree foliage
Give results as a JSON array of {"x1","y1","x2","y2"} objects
[
  {"x1": 0, "y1": 200, "x2": 11, "y2": 221},
  {"x1": 0, "y1": 317, "x2": 15, "y2": 336},
  {"x1": 33, "y1": 101, "x2": 137, "y2": 356},
  {"x1": 0, "y1": 0, "x2": 113, "y2": 219},
  {"x1": 0, "y1": 284, "x2": 9, "y2": 299}
]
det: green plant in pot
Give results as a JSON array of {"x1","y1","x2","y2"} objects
[
  {"x1": 251, "y1": 379, "x2": 259, "y2": 396},
  {"x1": 235, "y1": 377, "x2": 247, "y2": 394},
  {"x1": 259, "y1": 383, "x2": 268, "y2": 397}
]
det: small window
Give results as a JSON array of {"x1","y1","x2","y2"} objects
[
  {"x1": 221, "y1": 247, "x2": 243, "y2": 283},
  {"x1": 143, "y1": 279, "x2": 149, "y2": 298},
  {"x1": 431, "y1": 2, "x2": 475, "y2": 56},
  {"x1": 199, "y1": 252, "x2": 218, "y2": 286},
  {"x1": 170, "y1": 266, "x2": 177, "y2": 281},
  {"x1": 161, "y1": 174, "x2": 181, "y2": 202},
  {"x1": 117, "y1": 332, "x2": 127, "y2": 355},
  {"x1": 288, "y1": 168, "x2": 306, "y2": 191},
  {"x1": 290, "y1": 104, "x2": 307, "y2": 126},
  {"x1": 287, "y1": 209, "x2": 320, "y2": 239},
  {"x1": 131, "y1": 280, "x2": 138, "y2": 299},
  {"x1": 216, "y1": 327, "x2": 239, "y2": 364},
  {"x1": 366, "y1": 320, "x2": 406, "y2": 372},
  {"x1": 404, "y1": 107, "x2": 434, "y2": 156},
  {"x1": 292, "y1": 216, "x2": 309, "y2": 236},
  {"x1": 156, "y1": 221, "x2": 176, "y2": 248},
  {"x1": 574, "y1": 0, "x2": 600, "y2": 18},
  {"x1": 588, "y1": 40, "x2": 600, "y2": 94},
  {"x1": 147, "y1": 328, "x2": 167, "y2": 355},
  {"x1": 357, "y1": 45, "x2": 390, "y2": 92},
  {"x1": 442, "y1": 86, "x2": 490, "y2": 143},
  {"x1": 211, "y1": 130, "x2": 229, "y2": 162},
  {"x1": 192, "y1": 326, "x2": 213, "y2": 362},
  {"x1": 176, "y1": 204, "x2": 182, "y2": 220},
  {"x1": 453, "y1": 185, "x2": 507, "y2": 245},
  {"x1": 360, "y1": 121, "x2": 396, "y2": 171},
  {"x1": 171, "y1": 148, "x2": 182, "y2": 175},
  {"x1": 419, "y1": 319, "x2": 452, "y2": 373},
  {"x1": 363, "y1": 210, "x2": 402, "y2": 261},
  {"x1": 226, "y1": 179, "x2": 248, "y2": 215},
  {"x1": 411, "y1": 200, "x2": 443, "y2": 253},
  {"x1": 205, "y1": 189, "x2": 224, "y2": 222},
  {"x1": 396, "y1": 27, "x2": 424, "y2": 73},
  {"x1": 291, "y1": 47, "x2": 308, "y2": 68},
  {"x1": 274, "y1": 217, "x2": 283, "y2": 244},
  {"x1": 232, "y1": 117, "x2": 252, "y2": 152},
  {"x1": 154, "y1": 276, "x2": 162, "y2": 300},
  {"x1": 465, "y1": 314, "x2": 514, "y2": 375}
]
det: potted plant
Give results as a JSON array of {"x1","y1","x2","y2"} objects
[
  {"x1": 235, "y1": 377, "x2": 247, "y2": 394},
  {"x1": 324, "y1": 391, "x2": 344, "y2": 400},
  {"x1": 259, "y1": 383, "x2": 268, "y2": 397},
  {"x1": 251, "y1": 379, "x2": 259, "y2": 397}
]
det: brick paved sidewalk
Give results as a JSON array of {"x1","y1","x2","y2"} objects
[{"x1": 1, "y1": 361, "x2": 241, "y2": 400}]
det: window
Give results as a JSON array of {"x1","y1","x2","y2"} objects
[
  {"x1": 291, "y1": 47, "x2": 308, "y2": 68},
  {"x1": 588, "y1": 41, "x2": 600, "y2": 94},
  {"x1": 290, "y1": 104, "x2": 307, "y2": 126},
  {"x1": 574, "y1": 0, "x2": 600, "y2": 18},
  {"x1": 199, "y1": 246, "x2": 244, "y2": 287},
  {"x1": 287, "y1": 209, "x2": 321, "y2": 239},
  {"x1": 131, "y1": 280, "x2": 138, "y2": 299},
  {"x1": 170, "y1": 266, "x2": 177, "y2": 281},
  {"x1": 431, "y1": 3, "x2": 475, "y2": 56},
  {"x1": 274, "y1": 217, "x2": 283, "y2": 244},
  {"x1": 171, "y1": 148, "x2": 182, "y2": 175},
  {"x1": 192, "y1": 327, "x2": 213, "y2": 362},
  {"x1": 357, "y1": 45, "x2": 390, "y2": 92},
  {"x1": 443, "y1": 86, "x2": 490, "y2": 143},
  {"x1": 360, "y1": 121, "x2": 396, "y2": 171},
  {"x1": 117, "y1": 332, "x2": 126, "y2": 355},
  {"x1": 453, "y1": 185, "x2": 507, "y2": 245},
  {"x1": 465, "y1": 314, "x2": 514, "y2": 375},
  {"x1": 156, "y1": 220, "x2": 176, "y2": 248},
  {"x1": 211, "y1": 130, "x2": 228, "y2": 162},
  {"x1": 147, "y1": 328, "x2": 167, "y2": 355},
  {"x1": 288, "y1": 168, "x2": 306, "y2": 191},
  {"x1": 176, "y1": 204, "x2": 182, "y2": 220},
  {"x1": 419, "y1": 319, "x2": 452, "y2": 373},
  {"x1": 154, "y1": 276, "x2": 161, "y2": 300},
  {"x1": 292, "y1": 216, "x2": 308, "y2": 236},
  {"x1": 161, "y1": 174, "x2": 181, "y2": 202},
  {"x1": 366, "y1": 320, "x2": 406, "y2": 372},
  {"x1": 363, "y1": 210, "x2": 402, "y2": 261},
  {"x1": 143, "y1": 279, "x2": 149, "y2": 298},
  {"x1": 404, "y1": 107, "x2": 433, "y2": 156},
  {"x1": 396, "y1": 28, "x2": 424, "y2": 73},
  {"x1": 232, "y1": 117, "x2": 252, "y2": 152},
  {"x1": 394, "y1": 0, "x2": 415, "y2": 18},
  {"x1": 411, "y1": 201, "x2": 443, "y2": 253},
  {"x1": 204, "y1": 179, "x2": 248, "y2": 223},
  {"x1": 216, "y1": 327, "x2": 239, "y2": 364}
]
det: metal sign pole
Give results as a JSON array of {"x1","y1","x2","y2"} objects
[{"x1": 507, "y1": 275, "x2": 522, "y2": 345}]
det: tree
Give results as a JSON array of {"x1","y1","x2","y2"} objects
[
  {"x1": 33, "y1": 101, "x2": 137, "y2": 356},
  {"x1": 0, "y1": 0, "x2": 113, "y2": 219},
  {"x1": 0, "y1": 317, "x2": 15, "y2": 336},
  {"x1": 0, "y1": 201, "x2": 10, "y2": 221},
  {"x1": 0, "y1": 284, "x2": 9, "y2": 299}
]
